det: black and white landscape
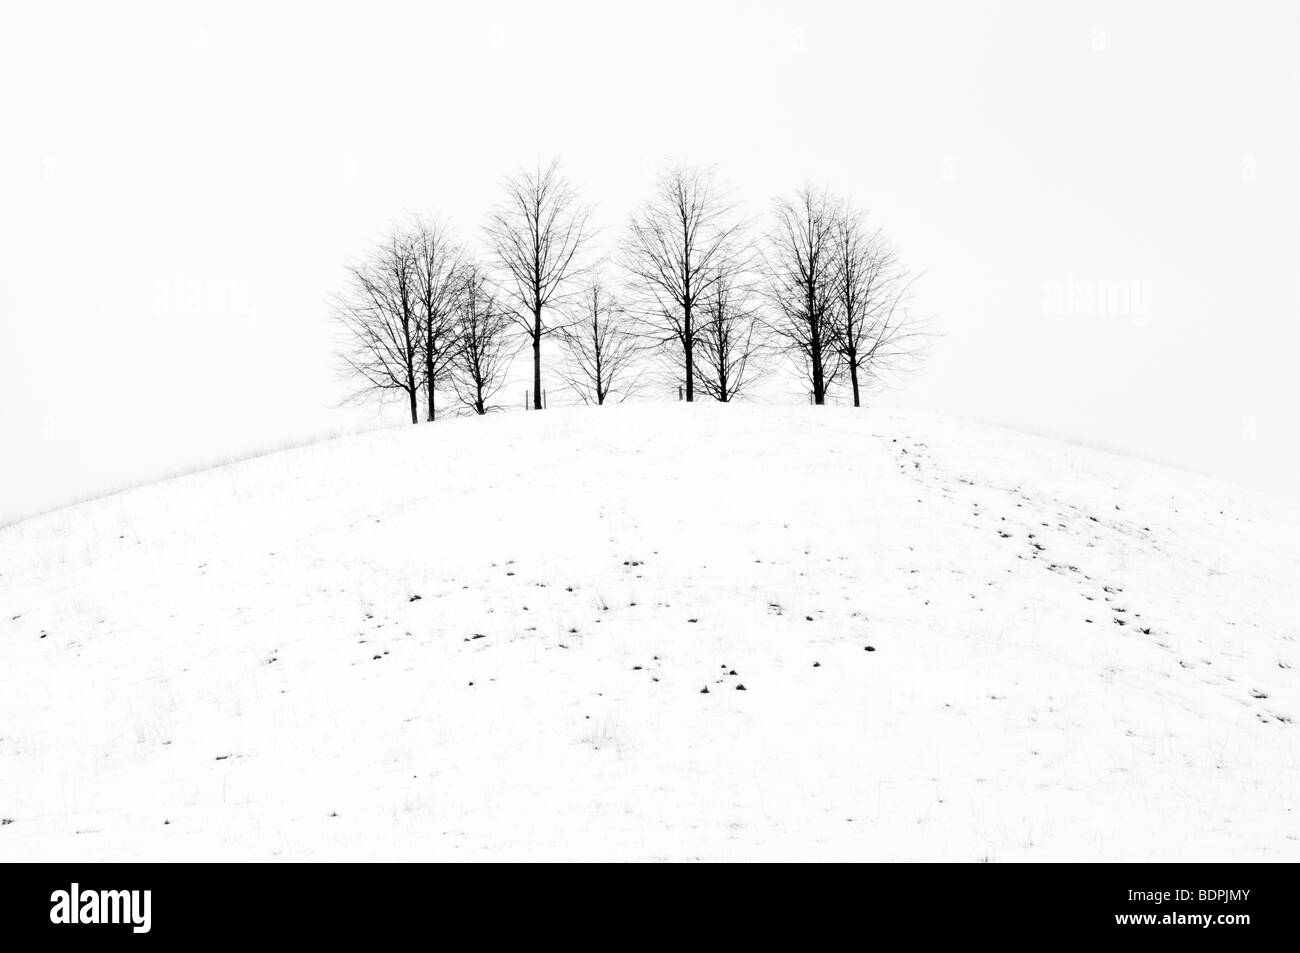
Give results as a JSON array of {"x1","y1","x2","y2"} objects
[{"x1": 1, "y1": 2, "x2": 1296, "y2": 864}]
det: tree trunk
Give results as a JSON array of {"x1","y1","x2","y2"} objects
[
  {"x1": 811, "y1": 334, "x2": 825, "y2": 405},
  {"x1": 849, "y1": 356, "x2": 860, "y2": 408},
  {"x1": 683, "y1": 302, "x2": 694, "y2": 402},
  {"x1": 532, "y1": 306, "x2": 543, "y2": 410},
  {"x1": 426, "y1": 342, "x2": 436, "y2": 421},
  {"x1": 403, "y1": 316, "x2": 418, "y2": 424},
  {"x1": 807, "y1": 283, "x2": 824, "y2": 405}
]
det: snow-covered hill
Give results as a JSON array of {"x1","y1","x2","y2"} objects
[{"x1": 1, "y1": 405, "x2": 1297, "y2": 861}]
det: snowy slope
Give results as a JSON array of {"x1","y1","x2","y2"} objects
[{"x1": 1, "y1": 405, "x2": 1297, "y2": 861}]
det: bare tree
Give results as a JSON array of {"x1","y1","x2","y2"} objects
[
  {"x1": 485, "y1": 160, "x2": 592, "y2": 410},
  {"x1": 451, "y1": 268, "x2": 513, "y2": 415},
  {"x1": 831, "y1": 205, "x2": 929, "y2": 406},
  {"x1": 765, "y1": 186, "x2": 840, "y2": 405},
  {"x1": 411, "y1": 216, "x2": 465, "y2": 421},
  {"x1": 556, "y1": 279, "x2": 641, "y2": 405},
  {"x1": 694, "y1": 268, "x2": 763, "y2": 402},
  {"x1": 333, "y1": 229, "x2": 421, "y2": 423},
  {"x1": 621, "y1": 163, "x2": 745, "y2": 401}
]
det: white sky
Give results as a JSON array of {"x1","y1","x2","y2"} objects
[{"x1": 2, "y1": 0, "x2": 1297, "y2": 523}]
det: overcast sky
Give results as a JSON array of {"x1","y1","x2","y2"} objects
[{"x1": 2, "y1": 0, "x2": 1297, "y2": 523}]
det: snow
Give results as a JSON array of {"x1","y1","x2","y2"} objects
[{"x1": 1, "y1": 404, "x2": 1297, "y2": 860}]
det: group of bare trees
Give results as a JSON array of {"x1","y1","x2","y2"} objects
[
  {"x1": 764, "y1": 186, "x2": 925, "y2": 406},
  {"x1": 335, "y1": 218, "x2": 500, "y2": 422},
  {"x1": 335, "y1": 160, "x2": 928, "y2": 422},
  {"x1": 620, "y1": 166, "x2": 752, "y2": 403}
]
